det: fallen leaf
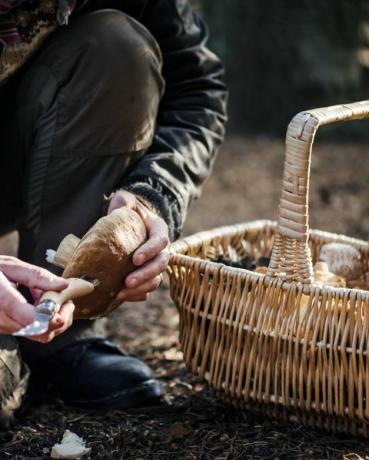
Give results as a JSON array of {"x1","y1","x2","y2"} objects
[
  {"x1": 163, "y1": 348, "x2": 183, "y2": 361},
  {"x1": 168, "y1": 422, "x2": 191, "y2": 440}
]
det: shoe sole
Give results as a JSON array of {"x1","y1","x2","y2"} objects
[{"x1": 64, "y1": 379, "x2": 163, "y2": 410}]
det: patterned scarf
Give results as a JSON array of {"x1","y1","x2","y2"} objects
[{"x1": 0, "y1": 0, "x2": 76, "y2": 81}]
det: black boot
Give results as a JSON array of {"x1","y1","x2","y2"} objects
[{"x1": 33, "y1": 338, "x2": 162, "y2": 409}]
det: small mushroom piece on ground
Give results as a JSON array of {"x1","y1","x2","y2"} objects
[
  {"x1": 51, "y1": 430, "x2": 91, "y2": 459},
  {"x1": 319, "y1": 242, "x2": 362, "y2": 280}
]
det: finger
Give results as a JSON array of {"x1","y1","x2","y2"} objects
[
  {"x1": 0, "y1": 312, "x2": 24, "y2": 334},
  {"x1": 124, "y1": 293, "x2": 149, "y2": 302},
  {"x1": 0, "y1": 271, "x2": 35, "y2": 326},
  {"x1": 47, "y1": 301, "x2": 74, "y2": 334},
  {"x1": 133, "y1": 234, "x2": 169, "y2": 267},
  {"x1": 135, "y1": 202, "x2": 149, "y2": 220},
  {"x1": 30, "y1": 287, "x2": 42, "y2": 303},
  {"x1": 107, "y1": 190, "x2": 136, "y2": 214},
  {"x1": 57, "y1": 301, "x2": 75, "y2": 329},
  {"x1": 28, "y1": 301, "x2": 75, "y2": 343},
  {"x1": 0, "y1": 257, "x2": 67, "y2": 291},
  {"x1": 28, "y1": 302, "x2": 74, "y2": 343},
  {"x1": 133, "y1": 223, "x2": 169, "y2": 266},
  {"x1": 126, "y1": 251, "x2": 169, "y2": 288},
  {"x1": 117, "y1": 275, "x2": 162, "y2": 302},
  {"x1": 133, "y1": 213, "x2": 169, "y2": 266}
]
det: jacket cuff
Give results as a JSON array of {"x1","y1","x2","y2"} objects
[{"x1": 122, "y1": 179, "x2": 182, "y2": 241}]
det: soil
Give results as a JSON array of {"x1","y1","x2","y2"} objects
[{"x1": 1, "y1": 137, "x2": 369, "y2": 459}]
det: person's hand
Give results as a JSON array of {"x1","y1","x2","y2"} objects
[
  {"x1": 0, "y1": 256, "x2": 74, "y2": 342},
  {"x1": 29, "y1": 300, "x2": 75, "y2": 344},
  {"x1": 107, "y1": 190, "x2": 170, "y2": 302}
]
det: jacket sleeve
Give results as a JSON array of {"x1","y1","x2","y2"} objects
[{"x1": 120, "y1": 0, "x2": 228, "y2": 240}]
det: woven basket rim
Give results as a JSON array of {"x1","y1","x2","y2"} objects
[{"x1": 169, "y1": 219, "x2": 369, "y2": 299}]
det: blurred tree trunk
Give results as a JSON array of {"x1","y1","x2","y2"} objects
[{"x1": 200, "y1": 0, "x2": 369, "y2": 137}]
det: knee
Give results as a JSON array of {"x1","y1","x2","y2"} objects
[
  {"x1": 0, "y1": 338, "x2": 28, "y2": 427},
  {"x1": 20, "y1": 9, "x2": 165, "y2": 155},
  {"x1": 53, "y1": 10, "x2": 165, "y2": 151},
  {"x1": 86, "y1": 10, "x2": 161, "y2": 64}
]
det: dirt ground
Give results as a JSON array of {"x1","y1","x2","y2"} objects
[{"x1": 1, "y1": 137, "x2": 369, "y2": 459}]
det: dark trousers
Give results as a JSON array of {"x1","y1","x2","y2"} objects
[{"x1": 0, "y1": 9, "x2": 163, "y2": 420}]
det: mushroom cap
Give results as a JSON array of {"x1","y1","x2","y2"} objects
[
  {"x1": 62, "y1": 207, "x2": 147, "y2": 319},
  {"x1": 319, "y1": 242, "x2": 362, "y2": 280}
]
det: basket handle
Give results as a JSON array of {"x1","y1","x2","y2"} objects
[{"x1": 267, "y1": 100, "x2": 369, "y2": 283}]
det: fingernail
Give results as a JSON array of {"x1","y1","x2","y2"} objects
[
  {"x1": 57, "y1": 278, "x2": 68, "y2": 287},
  {"x1": 136, "y1": 255, "x2": 144, "y2": 265},
  {"x1": 128, "y1": 277, "x2": 137, "y2": 287}
]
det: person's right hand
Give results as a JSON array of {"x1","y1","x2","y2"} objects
[{"x1": 0, "y1": 256, "x2": 69, "y2": 337}]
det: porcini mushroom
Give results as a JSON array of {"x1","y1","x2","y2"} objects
[
  {"x1": 48, "y1": 207, "x2": 147, "y2": 319},
  {"x1": 319, "y1": 242, "x2": 362, "y2": 280},
  {"x1": 313, "y1": 261, "x2": 346, "y2": 288}
]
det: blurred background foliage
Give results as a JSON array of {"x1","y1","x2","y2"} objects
[{"x1": 191, "y1": 0, "x2": 369, "y2": 139}]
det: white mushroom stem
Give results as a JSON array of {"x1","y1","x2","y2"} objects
[
  {"x1": 46, "y1": 249, "x2": 56, "y2": 264},
  {"x1": 47, "y1": 234, "x2": 81, "y2": 269}
]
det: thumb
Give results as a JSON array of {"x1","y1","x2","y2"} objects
[
  {"x1": 0, "y1": 272, "x2": 35, "y2": 326},
  {"x1": 107, "y1": 190, "x2": 137, "y2": 214}
]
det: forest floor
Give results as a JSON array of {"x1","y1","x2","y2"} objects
[{"x1": 1, "y1": 137, "x2": 369, "y2": 459}]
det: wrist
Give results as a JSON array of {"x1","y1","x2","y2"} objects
[
  {"x1": 134, "y1": 194, "x2": 160, "y2": 216},
  {"x1": 104, "y1": 189, "x2": 160, "y2": 217}
]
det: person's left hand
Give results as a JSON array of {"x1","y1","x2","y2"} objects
[
  {"x1": 25, "y1": 276, "x2": 75, "y2": 344},
  {"x1": 107, "y1": 190, "x2": 170, "y2": 302},
  {"x1": 0, "y1": 256, "x2": 75, "y2": 343},
  {"x1": 29, "y1": 300, "x2": 75, "y2": 344}
]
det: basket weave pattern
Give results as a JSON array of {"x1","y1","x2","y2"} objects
[{"x1": 168, "y1": 101, "x2": 369, "y2": 435}]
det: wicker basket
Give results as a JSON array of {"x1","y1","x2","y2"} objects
[{"x1": 168, "y1": 101, "x2": 369, "y2": 436}]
